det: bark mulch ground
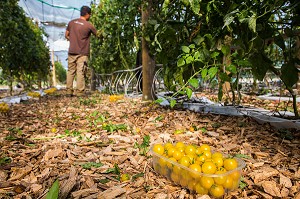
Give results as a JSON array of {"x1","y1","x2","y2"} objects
[{"x1": 0, "y1": 91, "x2": 299, "y2": 199}]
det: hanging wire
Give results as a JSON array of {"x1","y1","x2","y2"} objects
[
  {"x1": 22, "y1": 0, "x2": 34, "y2": 19},
  {"x1": 42, "y1": 2, "x2": 44, "y2": 22},
  {"x1": 34, "y1": 0, "x2": 80, "y2": 11},
  {"x1": 70, "y1": 8, "x2": 75, "y2": 20}
]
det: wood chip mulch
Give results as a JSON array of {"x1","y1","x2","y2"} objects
[{"x1": 0, "y1": 91, "x2": 299, "y2": 199}]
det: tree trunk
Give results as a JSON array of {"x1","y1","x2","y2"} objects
[
  {"x1": 90, "y1": 66, "x2": 96, "y2": 91},
  {"x1": 51, "y1": 49, "x2": 57, "y2": 87},
  {"x1": 142, "y1": 0, "x2": 156, "y2": 101},
  {"x1": 8, "y1": 72, "x2": 13, "y2": 96}
]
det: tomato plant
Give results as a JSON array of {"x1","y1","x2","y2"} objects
[{"x1": 0, "y1": 0, "x2": 50, "y2": 91}]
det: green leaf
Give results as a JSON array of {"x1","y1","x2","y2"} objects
[
  {"x1": 82, "y1": 162, "x2": 104, "y2": 169},
  {"x1": 223, "y1": 15, "x2": 235, "y2": 28},
  {"x1": 186, "y1": 87, "x2": 193, "y2": 99},
  {"x1": 274, "y1": 35, "x2": 285, "y2": 50},
  {"x1": 221, "y1": 45, "x2": 230, "y2": 56},
  {"x1": 281, "y1": 60, "x2": 299, "y2": 88},
  {"x1": 189, "y1": 44, "x2": 195, "y2": 49},
  {"x1": 170, "y1": 99, "x2": 176, "y2": 108},
  {"x1": 46, "y1": 179, "x2": 59, "y2": 199},
  {"x1": 193, "y1": 35, "x2": 205, "y2": 45},
  {"x1": 185, "y1": 56, "x2": 194, "y2": 64},
  {"x1": 190, "y1": 0, "x2": 201, "y2": 15},
  {"x1": 219, "y1": 72, "x2": 231, "y2": 82},
  {"x1": 239, "y1": 180, "x2": 247, "y2": 189},
  {"x1": 155, "y1": 98, "x2": 164, "y2": 104},
  {"x1": 226, "y1": 64, "x2": 237, "y2": 74},
  {"x1": 194, "y1": 51, "x2": 200, "y2": 59},
  {"x1": 201, "y1": 68, "x2": 208, "y2": 79},
  {"x1": 218, "y1": 85, "x2": 223, "y2": 101},
  {"x1": 132, "y1": 173, "x2": 144, "y2": 181},
  {"x1": 181, "y1": 46, "x2": 190, "y2": 53},
  {"x1": 236, "y1": 59, "x2": 251, "y2": 68},
  {"x1": 189, "y1": 78, "x2": 199, "y2": 88},
  {"x1": 211, "y1": 51, "x2": 220, "y2": 59},
  {"x1": 145, "y1": 36, "x2": 151, "y2": 42},
  {"x1": 249, "y1": 53, "x2": 272, "y2": 81},
  {"x1": 0, "y1": 157, "x2": 11, "y2": 165},
  {"x1": 249, "y1": 14, "x2": 257, "y2": 32},
  {"x1": 148, "y1": 20, "x2": 158, "y2": 25},
  {"x1": 237, "y1": 10, "x2": 249, "y2": 23},
  {"x1": 208, "y1": 67, "x2": 218, "y2": 78},
  {"x1": 177, "y1": 57, "x2": 185, "y2": 67},
  {"x1": 162, "y1": 0, "x2": 169, "y2": 13}
]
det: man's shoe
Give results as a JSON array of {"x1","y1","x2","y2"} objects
[
  {"x1": 76, "y1": 91, "x2": 92, "y2": 97},
  {"x1": 66, "y1": 89, "x2": 74, "y2": 97},
  {"x1": 76, "y1": 92, "x2": 86, "y2": 97}
]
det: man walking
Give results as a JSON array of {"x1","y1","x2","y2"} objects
[{"x1": 65, "y1": 6, "x2": 97, "y2": 97}]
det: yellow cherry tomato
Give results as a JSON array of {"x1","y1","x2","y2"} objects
[
  {"x1": 212, "y1": 152, "x2": 223, "y2": 159},
  {"x1": 214, "y1": 170, "x2": 227, "y2": 185},
  {"x1": 186, "y1": 154, "x2": 196, "y2": 164},
  {"x1": 167, "y1": 157, "x2": 177, "y2": 168},
  {"x1": 187, "y1": 180, "x2": 197, "y2": 191},
  {"x1": 158, "y1": 157, "x2": 167, "y2": 168},
  {"x1": 202, "y1": 150, "x2": 212, "y2": 159},
  {"x1": 212, "y1": 157, "x2": 224, "y2": 168},
  {"x1": 199, "y1": 144, "x2": 211, "y2": 152},
  {"x1": 175, "y1": 141, "x2": 185, "y2": 149},
  {"x1": 196, "y1": 155, "x2": 207, "y2": 165},
  {"x1": 202, "y1": 161, "x2": 217, "y2": 174},
  {"x1": 167, "y1": 147, "x2": 176, "y2": 157},
  {"x1": 230, "y1": 170, "x2": 241, "y2": 180},
  {"x1": 223, "y1": 175, "x2": 234, "y2": 189},
  {"x1": 184, "y1": 145, "x2": 196, "y2": 155},
  {"x1": 195, "y1": 183, "x2": 209, "y2": 194},
  {"x1": 189, "y1": 163, "x2": 202, "y2": 179},
  {"x1": 120, "y1": 173, "x2": 131, "y2": 182},
  {"x1": 170, "y1": 172, "x2": 180, "y2": 183},
  {"x1": 164, "y1": 142, "x2": 173, "y2": 150},
  {"x1": 172, "y1": 150, "x2": 184, "y2": 160},
  {"x1": 209, "y1": 184, "x2": 225, "y2": 198},
  {"x1": 224, "y1": 158, "x2": 238, "y2": 171},
  {"x1": 178, "y1": 156, "x2": 191, "y2": 167},
  {"x1": 152, "y1": 144, "x2": 164, "y2": 155},
  {"x1": 200, "y1": 176, "x2": 214, "y2": 189},
  {"x1": 172, "y1": 164, "x2": 182, "y2": 174},
  {"x1": 177, "y1": 147, "x2": 185, "y2": 153}
]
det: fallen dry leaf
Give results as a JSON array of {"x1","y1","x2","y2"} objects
[
  {"x1": 261, "y1": 181, "x2": 281, "y2": 197},
  {"x1": 279, "y1": 173, "x2": 292, "y2": 188},
  {"x1": 248, "y1": 167, "x2": 279, "y2": 184}
]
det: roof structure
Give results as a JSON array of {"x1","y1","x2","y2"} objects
[{"x1": 18, "y1": 0, "x2": 99, "y2": 67}]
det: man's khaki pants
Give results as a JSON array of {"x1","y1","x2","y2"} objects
[{"x1": 66, "y1": 54, "x2": 88, "y2": 95}]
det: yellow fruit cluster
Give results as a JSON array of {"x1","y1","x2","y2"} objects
[
  {"x1": 44, "y1": 87, "x2": 57, "y2": 95},
  {"x1": 109, "y1": 94, "x2": 124, "y2": 102},
  {"x1": 27, "y1": 91, "x2": 41, "y2": 98},
  {"x1": 152, "y1": 142, "x2": 244, "y2": 198},
  {"x1": 0, "y1": 102, "x2": 10, "y2": 113}
]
